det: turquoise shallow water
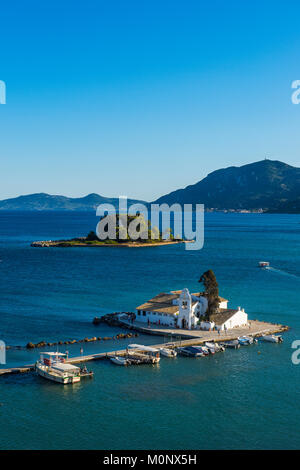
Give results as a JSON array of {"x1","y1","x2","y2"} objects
[{"x1": 0, "y1": 211, "x2": 300, "y2": 449}]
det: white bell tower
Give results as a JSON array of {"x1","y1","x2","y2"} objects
[{"x1": 178, "y1": 288, "x2": 193, "y2": 329}]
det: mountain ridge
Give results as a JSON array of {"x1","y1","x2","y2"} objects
[
  {"x1": 0, "y1": 192, "x2": 146, "y2": 211},
  {"x1": 153, "y1": 159, "x2": 300, "y2": 212},
  {"x1": 1, "y1": 159, "x2": 300, "y2": 212}
]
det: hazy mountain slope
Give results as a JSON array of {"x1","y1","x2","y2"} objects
[
  {"x1": 153, "y1": 160, "x2": 300, "y2": 210},
  {"x1": 0, "y1": 193, "x2": 146, "y2": 211}
]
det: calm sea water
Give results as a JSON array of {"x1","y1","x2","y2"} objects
[{"x1": 0, "y1": 211, "x2": 300, "y2": 450}]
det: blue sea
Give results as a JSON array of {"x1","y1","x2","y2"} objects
[{"x1": 0, "y1": 211, "x2": 300, "y2": 450}]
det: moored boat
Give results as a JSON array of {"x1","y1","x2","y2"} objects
[
  {"x1": 221, "y1": 340, "x2": 240, "y2": 349},
  {"x1": 127, "y1": 344, "x2": 160, "y2": 363},
  {"x1": 261, "y1": 334, "x2": 283, "y2": 343},
  {"x1": 159, "y1": 348, "x2": 177, "y2": 358},
  {"x1": 205, "y1": 342, "x2": 225, "y2": 352},
  {"x1": 35, "y1": 352, "x2": 81, "y2": 384},
  {"x1": 238, "y1": 336, "x2": 254, "y2": 345},
  {"x1": 205, "y1": 342, "x2": 216, "y2": 349},
  {"x1": 110, "y1": 356, "x2": 129, "y2": 366},
  {"x1": 177, "y1": 346, "x2": 204, "y2": 357},
  {"x1": 190, "y1": 346, "x2": 206, "y2": 356},
  {"x1": 203, "y1": 344, "x2": 215, "y2": 354},
  {"x1": 194, "y1": 346, "x2": 209, "y2": 355}
]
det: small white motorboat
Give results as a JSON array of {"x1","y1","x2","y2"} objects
[
  {"x1": 261, "y1": 334, "x2": 283, "y2": 343},
  {"x1": 259, "y1": 261, "x2": 270, "y2": 268},
  {"x1": 205, "y1": 342, "x2": 225, "y2": 352},
  {"x1": 203, "y1": 343, "x2": 215, "y2": 354},
  {"x1": 160, "y1": 348, "x2": 177, "y2": 358},
  {"x1": 110, "y1": 356, "x2": 129, "y2": 366}
]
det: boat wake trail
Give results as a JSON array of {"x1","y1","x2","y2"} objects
[{"x1": 265, "y1": 266, "x2": 299, "y2": 279}]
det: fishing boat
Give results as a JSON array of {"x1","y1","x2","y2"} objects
[
  {"x1": 258, "y1": 261, "x2": 270, "y2": 268},
  {"x1": 177, "y1": 346, "x2": 204, "y2": 357},
  {"x1": 110, "y1": 356, "x2": 129, "y2": 366},
  {"x1": 35, "y1": 352, "x2": 81, "y2": 384},
  {"x1": 261, "y1": 334, "x2": 283, "y2": 343},
  {"x1": 159, "y1": 348, "x2": 177, "y2": 358}
]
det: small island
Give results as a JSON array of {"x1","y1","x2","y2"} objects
[{"x1": 31, "y1": 214, "x2": 192, "y2": 248}]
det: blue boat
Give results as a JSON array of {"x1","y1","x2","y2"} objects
[
  {"x1": 177, "y1": 346, "x2": 204, "y2": 357},
  {"x1": 238, "y1": 336, "x2": 255, "y2": 345}
]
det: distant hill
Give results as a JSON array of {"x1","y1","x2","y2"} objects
[
  {"x1": 153, "y1": 160, "x2": 300, "y2": 212},
  {"x1": 2, "y1": 160, "x2": 300, "y2": 212},
  {"x1": 0, "y1": 193, "x2": 146, "y2": 211}
]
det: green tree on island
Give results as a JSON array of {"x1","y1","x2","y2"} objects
[
  {"x1": 199, "y1": 269, "x2": 219, "y2": 320},
  {"x1": 86, "y1": 230, "x2": 98, "y2": 241},
  {"x1": 83, "y1": 214, "x2": 181, "y2": 245}
]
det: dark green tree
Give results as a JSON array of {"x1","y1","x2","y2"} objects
[
  {"x1": 86, "y1": 230, "x2": 98, "y2": 241},
  {"x1": 199, "y1": 269, "x2": 219, "y2": 319}
]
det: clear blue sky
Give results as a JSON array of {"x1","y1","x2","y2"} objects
[{"x1": 1, "y1": 0, "x2": 300, "y2": 201}]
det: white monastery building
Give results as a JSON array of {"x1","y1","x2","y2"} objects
[{"x1": 136, "y1": 288, "x2": 248, "y2": 331}]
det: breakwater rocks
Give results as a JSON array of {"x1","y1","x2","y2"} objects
[{"x1": 25, "y1": 331, "x2": 138, "y2": 349}]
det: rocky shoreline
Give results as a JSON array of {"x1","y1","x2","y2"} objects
[{"x1": 31, "y1": 238, "x2": 192, "y2": 248}]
